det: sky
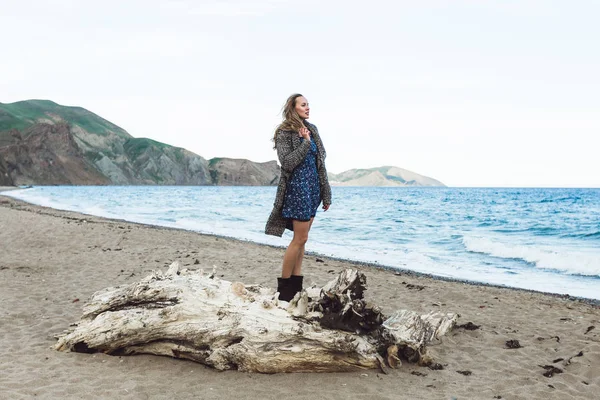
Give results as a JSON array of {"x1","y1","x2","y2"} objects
[{"x1": 1, "y1": 0, "x2": 599, "y2": 187}]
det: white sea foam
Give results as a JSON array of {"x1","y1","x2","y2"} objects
[
  {"x1": 7, "y1": 190, "x2": 59, "y2": 209},
  {"x1": 80, "y1": 205, "x2": 114, "y2": 219},
  {"x1": 462, "y1": 235, "x2": 600, "y2": 277}
]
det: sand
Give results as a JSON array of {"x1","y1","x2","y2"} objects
[{"x1": 1, "y1": 194, "x2": 599, "y2": 400}]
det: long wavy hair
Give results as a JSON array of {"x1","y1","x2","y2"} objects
[{"x1": 272, "y1": 93, "x2": 305, "y2": 148}]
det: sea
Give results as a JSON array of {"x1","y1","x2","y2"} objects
[{"x1": 5, "y1": 186, "x2": 600, "y2": 300}]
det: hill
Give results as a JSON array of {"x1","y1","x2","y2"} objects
[
  {"x1": 0, "y1": 100, "x2": 278, "y2": 186},
  {"x1": 0, "y1": 100, "x2": 444, "y2": 187},
  {"x1": 329, "y1": 166, "x2": 445, "y2": 187}
]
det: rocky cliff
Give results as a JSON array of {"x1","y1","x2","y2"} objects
[
  {"x1": 0, "y1": 153, "x2": 13, "y2": 186},
  {"x1": 209, "y1": 158, "x2": 280, "y2": 186},
  {"x1": 118, "y1": 138, "x2": 211, "y2": 185},
  {"x1": 0, "y1": 122, "x2": 109, "y2": 185},
  {"x1": 0, "y1": 100, "x2": 278, "y2": 186}
]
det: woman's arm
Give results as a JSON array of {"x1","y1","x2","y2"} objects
[{"x1": 275, "y1": 130, "x2": 311, "y2": 173}]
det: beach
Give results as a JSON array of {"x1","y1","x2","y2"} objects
[{"x1": 1, "y1": 194, "x2": 599, "y2": 400}]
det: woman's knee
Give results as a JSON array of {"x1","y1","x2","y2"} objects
[
  {"x1": 292, "y1": 220, "x2": 311, "y2": 244},
  {"x1": 293, "y1": 234, "x2": 309, "y2": 245}
]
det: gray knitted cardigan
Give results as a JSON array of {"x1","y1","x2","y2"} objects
[{"x1": 265, "y1": 121, "x2": 332, "y2": 237}]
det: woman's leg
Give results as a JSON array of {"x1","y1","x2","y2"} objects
[
  {"x1": 292, "y1": 218, "x2": 314, "y2": 276},
  {"x1": 281, "y1": 219, "x2": 312, "y2": 278}
]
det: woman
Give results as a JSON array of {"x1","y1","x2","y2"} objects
[{"x1": 265, "y1": 93, "x2": 332, "y2": 302}]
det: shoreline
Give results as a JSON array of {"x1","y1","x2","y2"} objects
[
  {"x1": 2, "y1": 192, "x2": 598, "y2": 306},
  {"x1": 1, "y1": 194, "x2": 599, "y2": 399}
]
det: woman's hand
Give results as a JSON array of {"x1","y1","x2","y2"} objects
[
  {"x1": 323, "y1": 204, "x2": 330, "y2": 211},
  {"x1": 298, "y1": 127, "x2": 311, "y2": 141}
]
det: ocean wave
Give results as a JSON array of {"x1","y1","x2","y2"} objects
[
  {"x1": 5, "y1": 190, "x2": 63, "y2": 210},
  {"x1": 562, "y1": 231, "x2": 600, "y2": 240},
  {"x1": 492, "y1": 225, "x2": 568, "y2": 238},
  {"x1": 477, "y1": 219, "x2": 508, "y2": 227},
  {"x1": 525, "y1": 226, "x2": 559, "y2": 236},
  {"x1": 582, "y1": 231, "x2": 600, "y2": 239},
  {"x1": 80, "y1": 205, "x2": 114, "y2": 219},
  {"x1": 539, "y1": 196, "x2": 581, "y2": 203},
  {"x1": 462, "y1": 236, "x2": 600, "y2": 277}
]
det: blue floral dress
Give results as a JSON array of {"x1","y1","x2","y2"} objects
[{"x1": 281, "y1": 135, "x2": 321, "y2": 223}]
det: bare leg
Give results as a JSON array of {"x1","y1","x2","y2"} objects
[
  {"x1": 281, "y1": 219, "x2": 312, "y2": 278},
  {"x1": 292, "y1": 218, "x2": 314, "y2": 276}
]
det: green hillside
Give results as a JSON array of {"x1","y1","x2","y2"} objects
[
  {"x1": 0, "y1": 99, "x2": 279, "y2": 186},
  {"x1": 124, "y1": 137, "x2": 183, "y2": 160},
  {"x1": 0, "y1": 99, "x2": 131, "y2": 139}
]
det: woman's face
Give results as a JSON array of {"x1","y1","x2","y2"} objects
[{"x1": 295, "y1": 96, "x2": 310, "y2": 119}]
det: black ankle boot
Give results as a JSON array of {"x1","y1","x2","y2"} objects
[
  {"x1": 290, "y1": 275, "x2": 303, "y2": 298},
  {"x1": 277, "y1": 277, "x2": 294, "y2": 302}
]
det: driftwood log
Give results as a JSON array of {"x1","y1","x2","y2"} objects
[{"x1": 55, "y1": 262, "x2": 457, "y2": 373}]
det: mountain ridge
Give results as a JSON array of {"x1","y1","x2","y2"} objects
[
  {"x1": 0, "y1": 99, "x2": 444, "y2": 187},
  {"x1": 0, "y1": 100, "x2": 275, "y2": 186}
]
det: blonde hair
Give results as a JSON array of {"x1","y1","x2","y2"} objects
[{"x1": 272, "y1": 93, "x2": 305, "y2": 147}]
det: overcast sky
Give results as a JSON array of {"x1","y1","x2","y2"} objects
[{"x1": 1, "y1": 0, "x2": 599, "y2": 187}]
